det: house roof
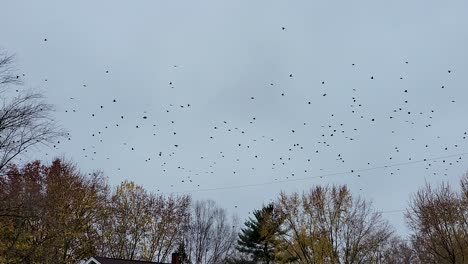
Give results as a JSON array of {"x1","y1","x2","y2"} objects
[{"x1": 86, "y1": 256, "x2": 170, "y2": 264}]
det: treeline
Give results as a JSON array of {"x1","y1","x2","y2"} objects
[
  {"x1": 1, "y1": 158, "x2": 467, "y2": 264},
  {"x1": 0, "y1": 159, "x2": 237, "y2": 263},
  {"x1": 1, "y1": 51, "x2": 468, "y2": 263}
]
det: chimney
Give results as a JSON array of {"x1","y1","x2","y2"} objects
[{"x1": 172, "y1": 253, "x2": 181, "y2": 264}]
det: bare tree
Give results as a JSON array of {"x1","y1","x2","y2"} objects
[
  {"x1": 405, "y1": 175, "x2": 468, "y2": 264},
  {"x1": 184, "y1": 199, "x2": 238, "y2": 264},
  {"x1": 0, "y1": 51, "x2": 64, "y2": 172},
  {"x1": 0, "y1": 53, "x2": 22, "y2": 87},
  {"x1": 378, "y1": 237, "x2": 419, "y2": 264},
  {"x1": 274, "y1": 185, "x2": 394, "y2": 264}
]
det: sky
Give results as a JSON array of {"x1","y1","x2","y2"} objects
[{"x1": 2, "y1": 0, "x2": 468, "y2": 235}]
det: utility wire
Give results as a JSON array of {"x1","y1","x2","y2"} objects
[{"x1": 166, "y1": 151, "x2": 468, "y2": 194}]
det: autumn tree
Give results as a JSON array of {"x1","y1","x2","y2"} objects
[
  {"x1": 405, "y1": 174, "x2": 468, "y2": 263},
  {"x1": 0, "y1": 51, "x2": 64, "y2": 173},
  {"x1": 274, "y1": 185, "x2": 394, "y2": 264},
  {"x1": 0, "y1": 158, "x2": 109, "y2": 264},
  {"x1": 97, "y1": 181, "x2": 153, "y2": 260},
  {"x1": 0, "y1": 160, "x2": 44, "y2": 264},
  {"x1": 237, "y1": 203, "x2": 284, "y2": 264},
  {"x1": 97, "y1": 181, "x2": 191, "y2": 263},
  {"x1": 184, "y1": 199, "x2": 239, "y2": 264},
  {"x1": 143, "y1": 193, "x2": 191, "y2": 262}
]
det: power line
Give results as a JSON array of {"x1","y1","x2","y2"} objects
[
  {"x1": 166, "y1": 151, "x2": 468, "y2": 194},
  {"x1": 379, "y1": 209, "x2": 406, "y2": 214}
]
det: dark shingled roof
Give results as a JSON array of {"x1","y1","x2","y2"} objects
[{"x1": 91, "y1": 257, "x2": 170, "y2": 264}]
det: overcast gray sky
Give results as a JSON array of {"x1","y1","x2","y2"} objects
[{"x1": 2, "y1": 0, "x2": 468, "y2": 234}]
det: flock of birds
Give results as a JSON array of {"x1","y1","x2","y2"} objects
[{"x1": 19, "y1": 31, "x2": 467, "y2": 198}]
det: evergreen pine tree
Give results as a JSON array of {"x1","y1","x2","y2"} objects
[{"x1": 237, "y1": 203, "x2": 283, "y2": 264}]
